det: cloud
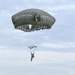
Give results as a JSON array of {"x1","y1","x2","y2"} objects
[
  {"x1": 47, "y1": 4, "x2": 75, "y2": 11},
  {"x1": 41, "y1": 43, "x2": 68, "y2": 48},
  {"x1": 41, "y1": 42, "x2": 75, "y2": 48},
  {"x1": 0, "y1": 49, "x2": 75, "y2": 63},
  {"x1": 0, "y1": 50, "x2": 75, "y2": 75},
  {"x1": 34, "y1": 0, "x2": 55, "y2": 3},
  {"x1": 0, "y1": 46, "x2": 7, "y2": 49},
  {"x1": 0, "y1": 0, "x2": 75, "y2": 75}
]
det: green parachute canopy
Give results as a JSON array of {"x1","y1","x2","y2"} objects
[{"x1": 12, "y1": 9, "x2": 56, "y2": 32}]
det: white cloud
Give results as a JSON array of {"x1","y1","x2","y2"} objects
[
  {"x1": 0, "y1": 50, "x2": 75, "y2": 64},
  {"x1": 0, "y1": 0, "x2": 75, "y2": 75},
  {"x1": 35, "y1": 51, "x2": 75, "y2": 62},
  {"x1": 48, "y1": 4, "x2": 75, "y2": 11},
  {"x1": 0, "y1": 46, "x2": 7, "y2": 49},
  {"x1": 35, "y1": 0, "x2": 54, "y2": 3},
  {"x1": 41, "y1": 42, "x2": 75, "y2": 48},
  {"x1": 41, "y1": 43, "x2": 68, "y2": 48},
  {"x1": 0, "y1": 50, "x2": 75, "y2": 75}
]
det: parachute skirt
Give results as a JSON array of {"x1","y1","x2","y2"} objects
[{"x1": 12, "y1": 9, "x2": 56, "y2": 32}]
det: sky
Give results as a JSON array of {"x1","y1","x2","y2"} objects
[{"x1": 0, "y1": 0, "x2": 75, "y2": 75}]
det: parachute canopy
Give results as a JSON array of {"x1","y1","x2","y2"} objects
[
  {"x1": 28, "y1": 46, "x2": 37, "y2": 49},
  {"x1": 12, "y1": 9, "x2": 56, "y2": 32}
]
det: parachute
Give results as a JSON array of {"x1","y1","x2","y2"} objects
[
  {"x1": 12, "y1": 9, "x2": 56, "y2": 32},
  {"x1": 28, "y1": 46, "x2": 37, "y2": 49}
]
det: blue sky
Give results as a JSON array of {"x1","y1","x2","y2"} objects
[{"x1": 0, "y1": 0, "x2": 75, "y2": 75}]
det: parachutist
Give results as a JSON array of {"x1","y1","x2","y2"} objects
[{"x1": 30, "y1": 52, "x2": 35, "y2": 61}]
